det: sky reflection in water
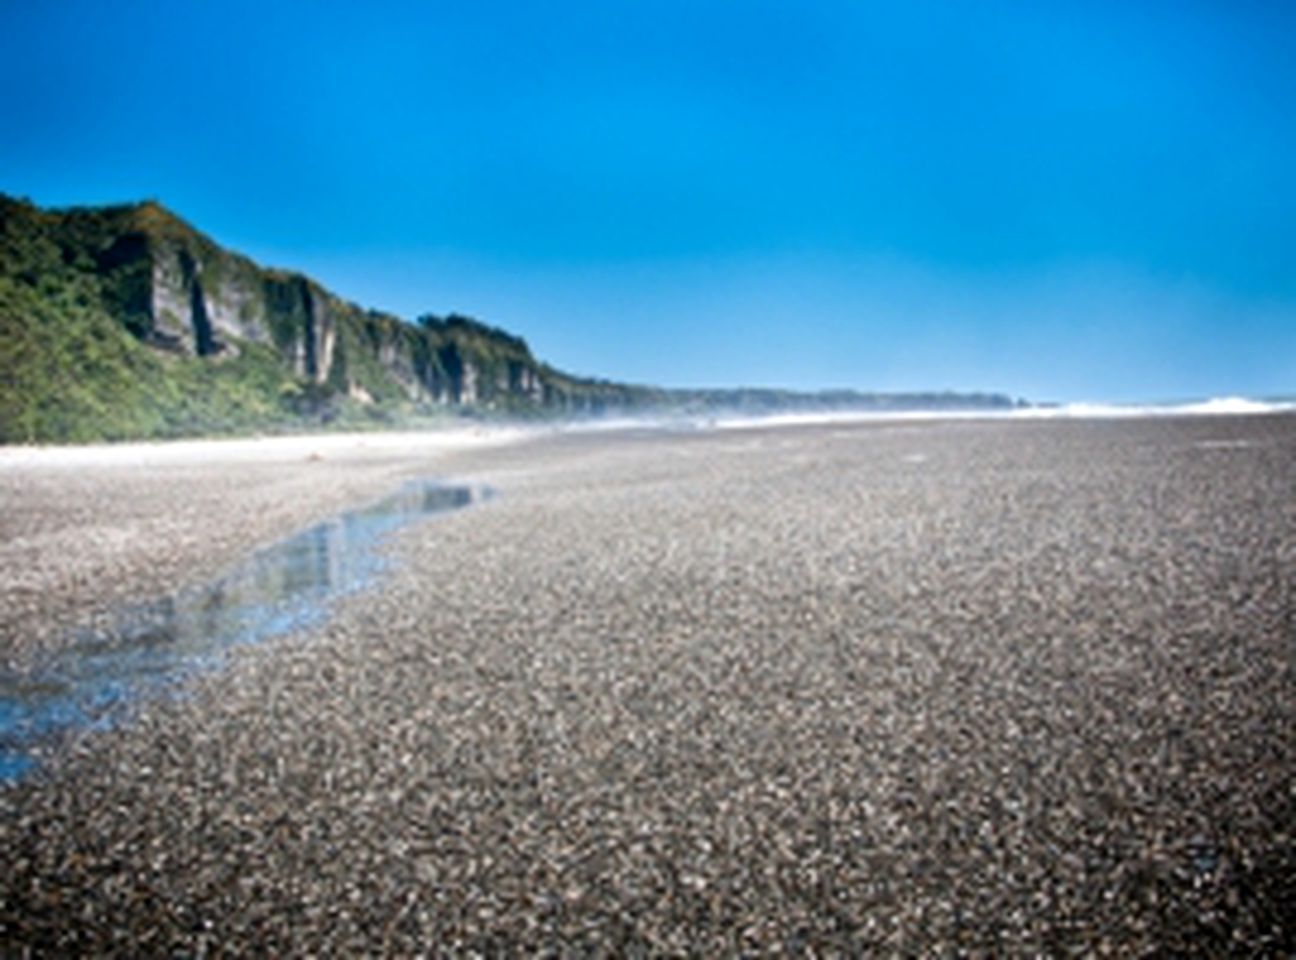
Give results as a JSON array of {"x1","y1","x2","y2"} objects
[{"x1": 0, "y1": 480, "x2": 483, "y2": 783}]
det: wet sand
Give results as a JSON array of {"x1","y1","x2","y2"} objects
[
  {"x1": 2, "y1": 416, "x2": 1294, "y2": 953},
  {"x1": 0, "y1": 428, "x2": 525, "y2": 667}
]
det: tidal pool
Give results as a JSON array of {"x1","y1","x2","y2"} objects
[{"x1": 0, "y1": 479, "x2": 486, "y2": 783}]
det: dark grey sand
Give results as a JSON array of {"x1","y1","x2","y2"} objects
[
  {"x1": 0, "y1": 430, "x2": 522, "y2": 668},
  {"x1": 2, "y1": 416, "x2": 1294, "y2": 954}
]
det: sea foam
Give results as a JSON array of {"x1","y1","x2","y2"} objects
[
  {"x1": 1021, "y1": 396, "x2": 1295, "y2": 419},
  {"x1": 707, "y1": 396, "x2": 1293, "y2": 431}
]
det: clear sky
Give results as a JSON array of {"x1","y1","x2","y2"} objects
[{"x1": 3, "y1": 0, "x2": 1293, "y2": 402}]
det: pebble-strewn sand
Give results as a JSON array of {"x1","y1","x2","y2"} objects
[
  {"x1": 0, "y1": 428, "x2": 524, "y2": 668},
  {"x1": 2, "y1": 416, "x2": 1294, "y2": 954}
]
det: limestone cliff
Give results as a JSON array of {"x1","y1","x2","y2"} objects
[
  {"x1": 0, "y1": 194, "x2": 1020, "y2": 442},
  {"x1": 0, "y1": 195, "x2": 641, "y2": 432}
]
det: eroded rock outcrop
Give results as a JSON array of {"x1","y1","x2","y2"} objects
[
  {"x1": 0, "y1": 193, "x2": 1021, "y2": 442},
  {"x1": 1, "y1": 196, "x2": 630, "y2": 415}
]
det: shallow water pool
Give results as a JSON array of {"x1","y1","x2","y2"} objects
[{"x1": 0, "y1": 479, "x2": 486, "y2": 784}]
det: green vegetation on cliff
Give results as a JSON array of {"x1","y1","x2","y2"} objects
[
  {"x1": 0, "y1": 201, "x2": 299, "y2": 441},
  {"x1": 0, "y1": 195, "x2": 654, "y2": 442},
  {"x1": 0, "y1": 194, "x2": 1020, "y2": 443}
]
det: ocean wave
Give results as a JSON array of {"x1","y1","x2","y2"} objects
[
  {"x1": 705, "y1": 396, "x2": 1294, "y2": 430},
  {"x1": 1019, "y1": 396, "x2": 1295, "y2": 419}
]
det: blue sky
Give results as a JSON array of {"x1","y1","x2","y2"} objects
[{"x1": 3, "y1": 0, "x2": 1293, "y2": 402}]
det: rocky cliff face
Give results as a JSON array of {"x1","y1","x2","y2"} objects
[
  {"x1": 0, "y1": 194, "x2": 1021, "y2": 443},
  {"x1": 2, "y1": 196, "x2": 637, "y2": 417}
]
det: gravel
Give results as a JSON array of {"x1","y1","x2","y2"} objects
[
  {"x1": 0, "y1": 429, "x2": 518, "y2": 668},
  {"x1": 2, "y1": 415, "x2": 1294, "y2": 954}
]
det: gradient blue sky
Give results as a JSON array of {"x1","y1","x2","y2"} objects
[{"x1": 3, "y1": 0, "x2": 1293, "y2": 402}]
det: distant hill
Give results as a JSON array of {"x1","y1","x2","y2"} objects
[{"x1": 0, "y1": 195, "x2": 1021, "y2": 443}]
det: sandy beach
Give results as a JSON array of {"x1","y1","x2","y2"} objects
[{"x1": 2, "y1": 415, "x2": 1293, "y2": 953}]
